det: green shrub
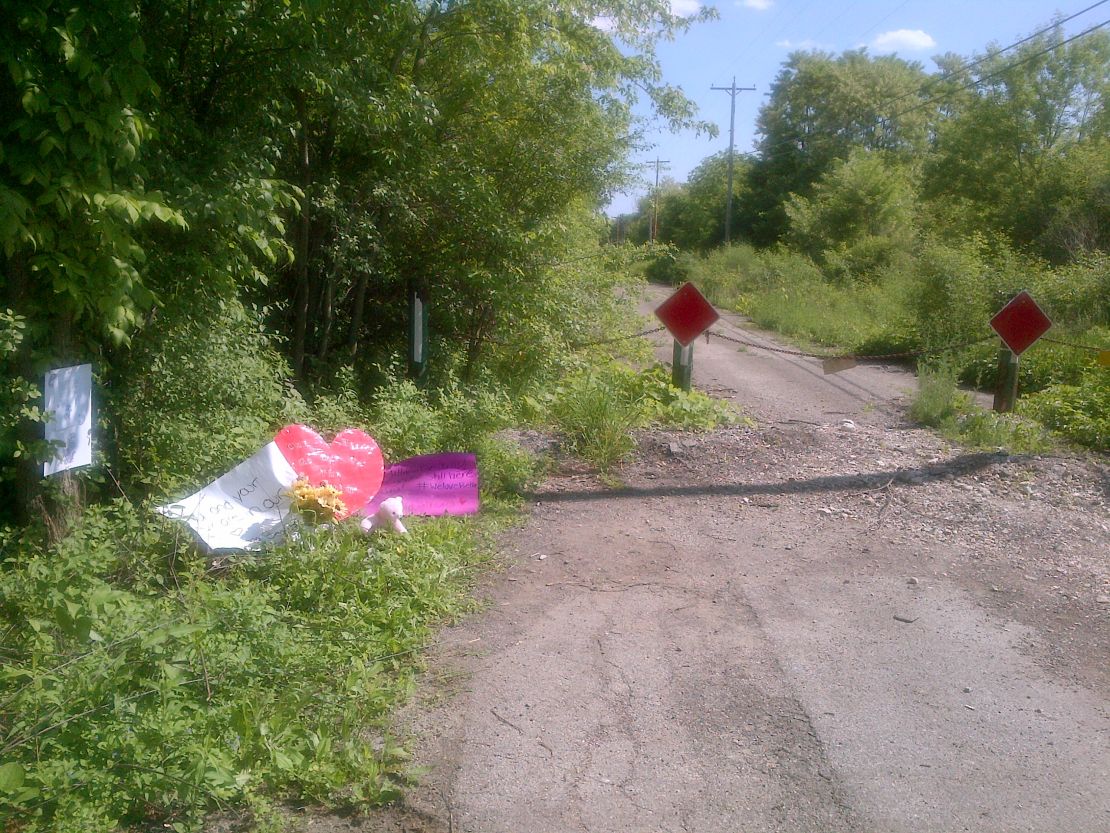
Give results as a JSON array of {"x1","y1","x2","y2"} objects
[
  {"x1": 1022, "y1": 370, "x2": 1110, "y2": 451},
  {"x1": 643, "y1": 247, "x2": 690, "y2": 286},
  {"x1": 546, "y1": 363, "x2": 738, "y2": 471},
  {"x1": 910, "y1": 362, "x2": 1051, "y2": 452},
  {"x1": 111, "y1": 289, "x2": 308, "y2": 497},
  {"x1": 551, "y1": 370, "x2": 642, "y2": 471},
  {"x1": 909, "y1": 362, "x2": 969, "y2": 427},
  {"x1": 0, "y1": 499, "x2": 485, "y2": 832}
]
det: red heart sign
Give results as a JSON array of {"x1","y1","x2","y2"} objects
[{"x1": 274, "y1": 425, "x2": 384, "y2": 520}]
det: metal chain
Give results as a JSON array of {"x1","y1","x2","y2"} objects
[
  {"x1": 703, "y1": 328, "x2": 995, "y2": 361},
  {"x1": 1041, "y1": 336, "x2": 1107, "y2": 353},
  {"x1": 482, "y1": 326, "x2": 667, "y2": 350},
  {"x1": 476, "y1": 324, "x2": 1104, "y2": 360}
]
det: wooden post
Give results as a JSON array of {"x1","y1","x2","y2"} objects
[
  {"x1": 992, "y1": 348, "x2": 1019, "y2": 412},
  {"x1": 408, "y1": 282, "x2": 428, "y2": 380},
  {"x1": 672, "y1": 340, "x2": 693, "y2": 392}
]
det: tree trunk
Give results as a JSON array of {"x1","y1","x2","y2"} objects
[
  {"x1": 346, "y1": 271, "x2": 370, "y2": 356},
  {"x1": 291, "y1": 89, "x2": 312, "y2": 380},
  {"x1": 317, "y1": 272, "x2": 334, "y2": 363}
]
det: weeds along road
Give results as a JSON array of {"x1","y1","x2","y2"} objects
[{"x1": 362, "y1": 287, "x2": 1110, "y2": 833}]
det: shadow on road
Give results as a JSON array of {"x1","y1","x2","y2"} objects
[{"x1": 528, "y1": 451, "x2": 1015, "y2": 504}]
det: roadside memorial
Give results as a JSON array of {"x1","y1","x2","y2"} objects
[
  {"x1": 156, "y1": 442, "x2": 298, "y2": 551},
  {"x1": 274, "y1": 425, "x2": 384, "y2": 520},
  {"x1": 363, "y1": 452, "x2": 479, "y2": 518},
  {"x1": 158, "y1": 429, "x2": 480, "y2": 551},
  {"x1": 362, "y1": 496, "x2": 408, "y2": 535},
  {"x1": 654, "y1": 282, "x2": 719, "y2": 391}
]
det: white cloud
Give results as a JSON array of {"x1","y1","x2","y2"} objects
[
  {"x1": 776, "y1": 38, "x2": 824, "y2": 50},
  {"x1": 670, "y1": 0, "x2": 702, "y2": 15},
  {"x1": 591, "y1": 14, "x2": 617, "y2": 31},
  {"x1": 738, "y1": 0, "x2": 774, "y2": 10},
  {"x1": 871, "y1": 29, "x2": 937, "y2": 53}
]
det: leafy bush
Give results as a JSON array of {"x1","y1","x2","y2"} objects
[
  {"x1": 550, "y1": 370, "x2": 642, "y2": 471},
  {"x1": 0, "y1": 500, "x2": 485, "y2": 832},
  {"x1": 908, "y1": 362, "x2": 969, "y2": 427},
  {"x1": 0, "y1": 309, "x2": 51, "y2": 497},
  {"x1": 1022, "y1": 370, "x2": 1110, "y2": 451},
  {"x1": 547, "y1": 363, "x2": 738, "y2": 471},
  {"x1": 643, "y1": 246, "x2": 690, "y2": 286},
  {"x1": 110, "y1": 289, "x2": 308, "y2": 497},
  {"x1": 910, "y1": 362, "x2": 1051, "y2": 452}
]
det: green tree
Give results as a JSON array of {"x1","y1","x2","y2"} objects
[
  {"x1": 0, "y1": 0, "x2": 185, "y2": 519},
  {"x1": 744, "y1": 49, "x2": 930, "y2": 244},
  {"x1": 785, "y1": 150, "x2": 918, "y2": 281},
  {"x1": 922, "y1": 26, "x2": 1110, "y2": 259}
]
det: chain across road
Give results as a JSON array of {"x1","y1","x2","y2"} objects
[
  {"x1": 571, "y1": 325, "x2": 995, "y2": 361},
  {"x1": 561, "y1": 324, "x2": 1105, "y2": 361}
]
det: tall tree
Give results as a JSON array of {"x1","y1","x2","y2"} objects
[
  {"x1": 744, "y1": 49, "x2": 930, "y2": 244},
  {"x1": 922, "y1": 26, "x2": 1110, "y2": 259},
  {"x1": 0, "y1": 0, "x2": 184, "y2": 519}
]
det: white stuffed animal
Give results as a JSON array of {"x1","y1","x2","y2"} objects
[{"x1": 361, "y1": 496, "x2": 407, "y2": 534}]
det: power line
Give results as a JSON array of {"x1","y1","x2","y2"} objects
[
  {"x1": 746, "y1": 12, "x2": 1110, "y2": 165},
  {"x1": 647, "y1": 157, "x2": 671, "y2": 243},
  {"x1": 872, "y1": 0, "x2": 1110, "y2": 119},
  {"x1": 879, "y1": 17, "x2": 1109, "y2": 128}
]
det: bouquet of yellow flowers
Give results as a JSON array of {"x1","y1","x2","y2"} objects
[{"x1": 287, "y1": 478, "x2": 347, "y2": 524}]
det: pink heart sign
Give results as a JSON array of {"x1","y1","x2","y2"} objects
[{"x1": 274, "y1": 425, "x2": 384, "y2": 520}]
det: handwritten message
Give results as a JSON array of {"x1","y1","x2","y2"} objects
[
  {"x1": 157, "y1": 442, "x2": 298, "y2": 551},
  {"x1": 363, "y1": 452, "x2": 479, "y2": 517},
  {"x1": 43, "y1": 364, "x2": 93, "y2": 476}
]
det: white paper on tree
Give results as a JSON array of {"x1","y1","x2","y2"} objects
[
  {"x1": 156, "y1": 442, "x2": 298, "y2": 551},
  {"x1": 43, "y1": 364, "x2": 94, "y2": 476}
]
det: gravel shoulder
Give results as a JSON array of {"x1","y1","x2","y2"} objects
[{"x1": 328, "y1": 296, "x2": 1109, "y2": 833}]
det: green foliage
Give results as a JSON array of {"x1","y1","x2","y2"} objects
[
  {"x1": 744, "y1": 49, "x2": 931, "y2": 244},
  {"x1": 551, "y1": 371, "x2": 642, "y2": 471},
  {"x1": 923, "y1": 28, "x2": 1110, "y2": 258},
  {"x1": 1022, "y1": 370, "x2": 1110, "y2": 451},
  {"x1": 1, "y1": 0, "x2": 186, "y2": 344},
  {"x1": 110, "y1": 289, "x2": 308, "y2": 496},
  {"x1": 0, "y1": 499, "x2": 486, "y2": 832},
  {"x1": 908, "y1": 362, "x2": 971, "y2": 427},
  {"x1": 625, "y1": 365, "x2": 741, "y2": 431},
  {"x1": 785, "y1": 151, "x2": 917, "y2": 282},
  {"x1": 0, "y1": 309, "x2": 51, "y2": 483},
  {"x1": 547, "y1": 362, "x2": 738, "y2": 471},
  {"x1": 910, "y1": 362, "x2": 1051, "y2": 453}
]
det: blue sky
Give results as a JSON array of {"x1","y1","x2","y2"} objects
[{"x1": 606, "y1": 0, "x2": 1109, "y2": 215}]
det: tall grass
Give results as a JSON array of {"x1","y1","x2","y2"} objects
[
  {"x1": 909, "y1": 362, "x2": 1052, "y2": 452},
  {"x1": 548, "y1": 363, "x2": 740, "y2": 471}
]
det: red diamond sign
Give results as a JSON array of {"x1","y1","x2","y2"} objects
[
  {"x1": 990, "y1": 291, "x2": 1052, "y2": 356},
  {"x1": 654, "y1": 283, "x2": 719, "y2": 346}
]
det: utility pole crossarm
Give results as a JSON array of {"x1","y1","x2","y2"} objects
[{"x1": 711, "y1": 78, "x2": 756, "y2": 245}]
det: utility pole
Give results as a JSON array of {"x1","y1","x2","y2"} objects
[
  {"x1": 710, "y1": 77, "x2": 755, "y2": 244},
  {"x1": 649, "y1": 156, "x2": 670, "y2": 243}
]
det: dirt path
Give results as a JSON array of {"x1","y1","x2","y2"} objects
[{"x1": 353, "y1": 293, "x2": 1110, "y2": 833}]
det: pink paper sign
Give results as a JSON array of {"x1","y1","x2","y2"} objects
[{"x1": 363, "y1": 453, "x2": 480, "y2": 517}]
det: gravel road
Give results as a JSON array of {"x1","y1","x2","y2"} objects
[{"x1": 351, "y1": 291, "x2": 1109, "y2": 833}]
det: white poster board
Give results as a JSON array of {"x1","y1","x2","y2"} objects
[
  {"x1": 44, "y1": 364, "x2": 93, "y2": 476},
  {"x1": 156, "y1": 442, "x2": 298, "y2": 551}
]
